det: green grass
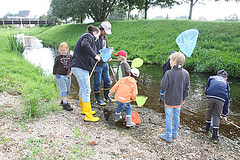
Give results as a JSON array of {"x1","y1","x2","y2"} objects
[
  {"x1": 22, "y1": 19, "x2": 240, "y2": 77},
  {"x1": 0, "y1": 28, "x2": 60, "y2": 119}
]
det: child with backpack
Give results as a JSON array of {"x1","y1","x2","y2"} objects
[
  {"x1": 109, "y1": 68, "x2": 140, "y2": 127},
  {"x1": 52, "y1": 42, "x2": 73, "y2": 111}
]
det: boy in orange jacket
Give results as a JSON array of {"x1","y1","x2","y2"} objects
[{"x1": 109, "y1": 68, "x2": 139, "y2": 127}]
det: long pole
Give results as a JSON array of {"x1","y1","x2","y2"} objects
[{"x1": 85, "y1": 61, "x2": 98, "y2": 85}]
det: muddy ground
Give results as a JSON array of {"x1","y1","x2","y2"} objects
[{"x1": 0, "y1": 91, "x2": 239, "y2": 159}]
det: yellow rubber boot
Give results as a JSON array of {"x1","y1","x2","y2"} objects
[
  {"x1": 79, "y1": 98, "x2": 96, "y2": 115},
  {"x1": 83, "y1": 102, "x2": 99, "y2": 122}
]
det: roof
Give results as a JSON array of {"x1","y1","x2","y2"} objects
[{"x1": 18, "y1": 10, "x2": 30, "y2": 17}]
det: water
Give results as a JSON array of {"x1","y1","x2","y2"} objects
[{"x1": 19, "y1": 35, "x2": 240, "y2": 143}]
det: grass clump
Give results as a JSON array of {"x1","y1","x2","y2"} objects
[{"x1": 0, "y1": 29, "x2": 60, "y2": 119}]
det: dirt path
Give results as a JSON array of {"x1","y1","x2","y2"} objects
[{"x1": 0, "y1": 91, "x2": 239, "y2": 159}]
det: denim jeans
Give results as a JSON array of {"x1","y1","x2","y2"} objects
[
  {"x1": 71, "y1": 67, "x2": 91, "y2": 102},
  {"x1": 93, "y1": 63, "x2": 111, "y2": 91},
  {"x1": 165, "y1": 105, "x2": 181, "y2": 138},
  {"x1": 116, "y1": 101, "x2": 131, "y2": 116},
  {"x1": 56, "y1": 75, "x2": 71, "y2": 97}
]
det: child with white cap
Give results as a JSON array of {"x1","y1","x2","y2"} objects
[{"x1": 109, "y1": 68, "x2": 139, "y2": 127}]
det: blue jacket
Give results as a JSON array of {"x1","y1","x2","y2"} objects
[
  {"x1": 71, "y1": 32, "x2": 97, "y2": 71},
  {"x1": 205, "y1": 75, "x2": 230, "y2": 116}
]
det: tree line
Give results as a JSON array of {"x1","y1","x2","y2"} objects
[{"x1": 45, "y1": 0, "x2": 240, "y2": 23}]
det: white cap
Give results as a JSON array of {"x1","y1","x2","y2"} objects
[
  {"x1": 131, "y1": 68, "x2": 140, "y2": 77},
  {"x1": 101, "y1": 21, "x2": 112, "y2": 34}
]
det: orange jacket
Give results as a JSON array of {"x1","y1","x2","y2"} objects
[{"x1": 110, "y1": 76, "x2": 138, "y2": 103}]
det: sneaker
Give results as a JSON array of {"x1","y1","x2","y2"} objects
[
  {"x1": 160, "y1": 134, "x2": 172, "y2": 143},
  {"x1": 60, "y1": 100, "x2": 63, "y2": 105}
]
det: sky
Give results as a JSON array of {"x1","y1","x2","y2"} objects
[{"x1": 0, "y1": 0, "x2": 240, "y2": 21}]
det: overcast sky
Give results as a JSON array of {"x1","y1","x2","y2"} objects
[{"x1": 0, "y1": 0, "x2": 240, "y2": 21}]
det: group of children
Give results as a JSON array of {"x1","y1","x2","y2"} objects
[{"x1": 53, "y1": 42, "x2": 230, "y2": 143}]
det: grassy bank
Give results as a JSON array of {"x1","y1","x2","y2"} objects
[
  {"x1": 23, "y1": 19, "x2": 240, "y2": 77},
  {"x1": 0, "y1": 29, "x2": 60, "y2": 119}
]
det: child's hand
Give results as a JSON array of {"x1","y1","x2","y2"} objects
[
  {"x1": 221, "y1": 116, "x2": 227, "y2": 122},
  {"x1": 107, "y1": 57, "x2": 112, "y2": 62},
  {"x1": 52, "y1": 75, "x2": 56, "y2": 82},
  {"x1": 68, "y1": 71, "x2": 72, "y2": 77}
]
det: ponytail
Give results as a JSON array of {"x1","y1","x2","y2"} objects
[{"x1": 87, "y1": 25, "x2": 100, "y2": 33}]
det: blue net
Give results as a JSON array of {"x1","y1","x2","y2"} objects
[
  {"x1": 99, "y1": 48, "x2": 113, "y2": 62},
  {"x1": 176, "y1": 29, "x2": 199, "y2": 57}
]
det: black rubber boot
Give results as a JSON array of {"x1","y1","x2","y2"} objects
[
  {"x1": 63, "y1": 103, "x2": 73, "y2": 111},
  {"x1": 103, "y1": 89, "x2": 116, "y2": 103},
  {"x1": 206, "y1": 122, "x2": 211, "y2": 132},
  {"x1": 94, "y1": 92, "x2": 106, "y2": 106},
  {"x1": 212, "y1": 128, "x2": 219, "y2": 143}
]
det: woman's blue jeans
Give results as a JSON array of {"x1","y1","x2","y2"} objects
[
  {"x1": 116, "y1": 101, "x2": 131, "y2": 116},
  {"x1": 165, "y1": 105, "x2": 181, "y2": 138},
  {"x1": 93, "y1": 63, "x2": 111, "y2": 91},
  {"x1": 71, "y1": 67, "x2": 91, "y2": 102}
]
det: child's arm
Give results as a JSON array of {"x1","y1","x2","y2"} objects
[
  {"x1": 131, "y1": 83, "x2": 138, "y2": 101},
  {"x1": 222, "y1": 82, "x2": 230, "y2": 119},
  {"x1": 160, "y1": 72, "x2": 169, "y2": 91},
  {"x1": 109, "y1": 80, "x2": 121, "y2": 96}
]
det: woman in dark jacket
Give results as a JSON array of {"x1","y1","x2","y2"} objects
[{"x1": 71, "y1": 25, "x2": 101, "y2": 122}]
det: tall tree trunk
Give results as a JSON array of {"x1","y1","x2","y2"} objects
[
  {"x1": 144, "y1": 1, "x2": 148, "y2": 19},
  {"x1": 81, "y1": 17, "x2": 83, "y2": 23},
  {"x1": 188, "y1": 0, "x2": 193, "y2": 20},
  {"x1": 128, "y1": 5, "x2": 131, "y2": 20}
]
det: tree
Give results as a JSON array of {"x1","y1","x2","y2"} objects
[
  {"x1": 118, "y1": 0, "x2": 139, "y2": 20},
  {"x1": 225, "y1": 14, "x2": 239, "y2": 21},
  {"x1": 85, "y1": 0, "x2": 119, "y2": 22},
  {"x1": 185, "y1": 0, "x2": 240, "y2": 20},
  {"x1": 3, "y1": 12, "x2": 18, "y2": 19},
  {"x1": 49, "y1": 0, "x2": 69, "y2": 23},
  {"x1": 136, "y1": 0, "x2": 180, "y2": 19},
  {"x1": 107, "y1": 7, "x2": 127, "y2": 21}
]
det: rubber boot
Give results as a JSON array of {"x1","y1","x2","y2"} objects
[
  {"x1": 63, "y1": 103, "x2": 73, "y2": 111},
  {"x1": 79, "y1": 98, "x2": 95, "y2": 115},
  {"x1": 115, "y1": 112, "x2": 122, "y2": 122},
  {"x1": 83, "y1": 102, "x2": 99, "y2": 122},
  {"x1": 104, "y1": 89, "x2": 116, "y2": 103},
  {"x1": 206, "y1": 122, "x2": 211, "y2": 132},
  {"x1": 212, "y1": 128, "x2": 219, "y2": 143},
  {"x1": 94, "y1": 92, "x2": 106, "y2": 106},
  {"x1": 126, "y1": 115, "x2": 135, "y2": 128}
]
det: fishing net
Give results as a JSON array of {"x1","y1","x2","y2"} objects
[{"x1": 176, "y1": 29, "x2": 199, "y2": 57}]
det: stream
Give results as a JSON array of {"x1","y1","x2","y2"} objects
[{"x1": 19, "y1": 34, "x2": 240, "y2": 144}]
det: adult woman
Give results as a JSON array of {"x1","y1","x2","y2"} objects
[{"x1": 71, "y1": 25, "x2": 101, "y2": 122}]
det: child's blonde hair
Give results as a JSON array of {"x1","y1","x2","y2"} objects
[
  {"x1": 170, "y1": 51, "x2": 185, "y2": 65},
  {"x1": 59, "y1": 42, "x2": 69, "y2": 52}
]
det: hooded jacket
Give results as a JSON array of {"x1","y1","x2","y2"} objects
[
  {"x1": 110, "y1": 76, "x2": 138, "y2": 103},
  {"x1": 205, "y1": 75, "x2": 230, "y2": 116},
  {"x1": 71, "y1": 32, "x2": 97, "y2": 71}
]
